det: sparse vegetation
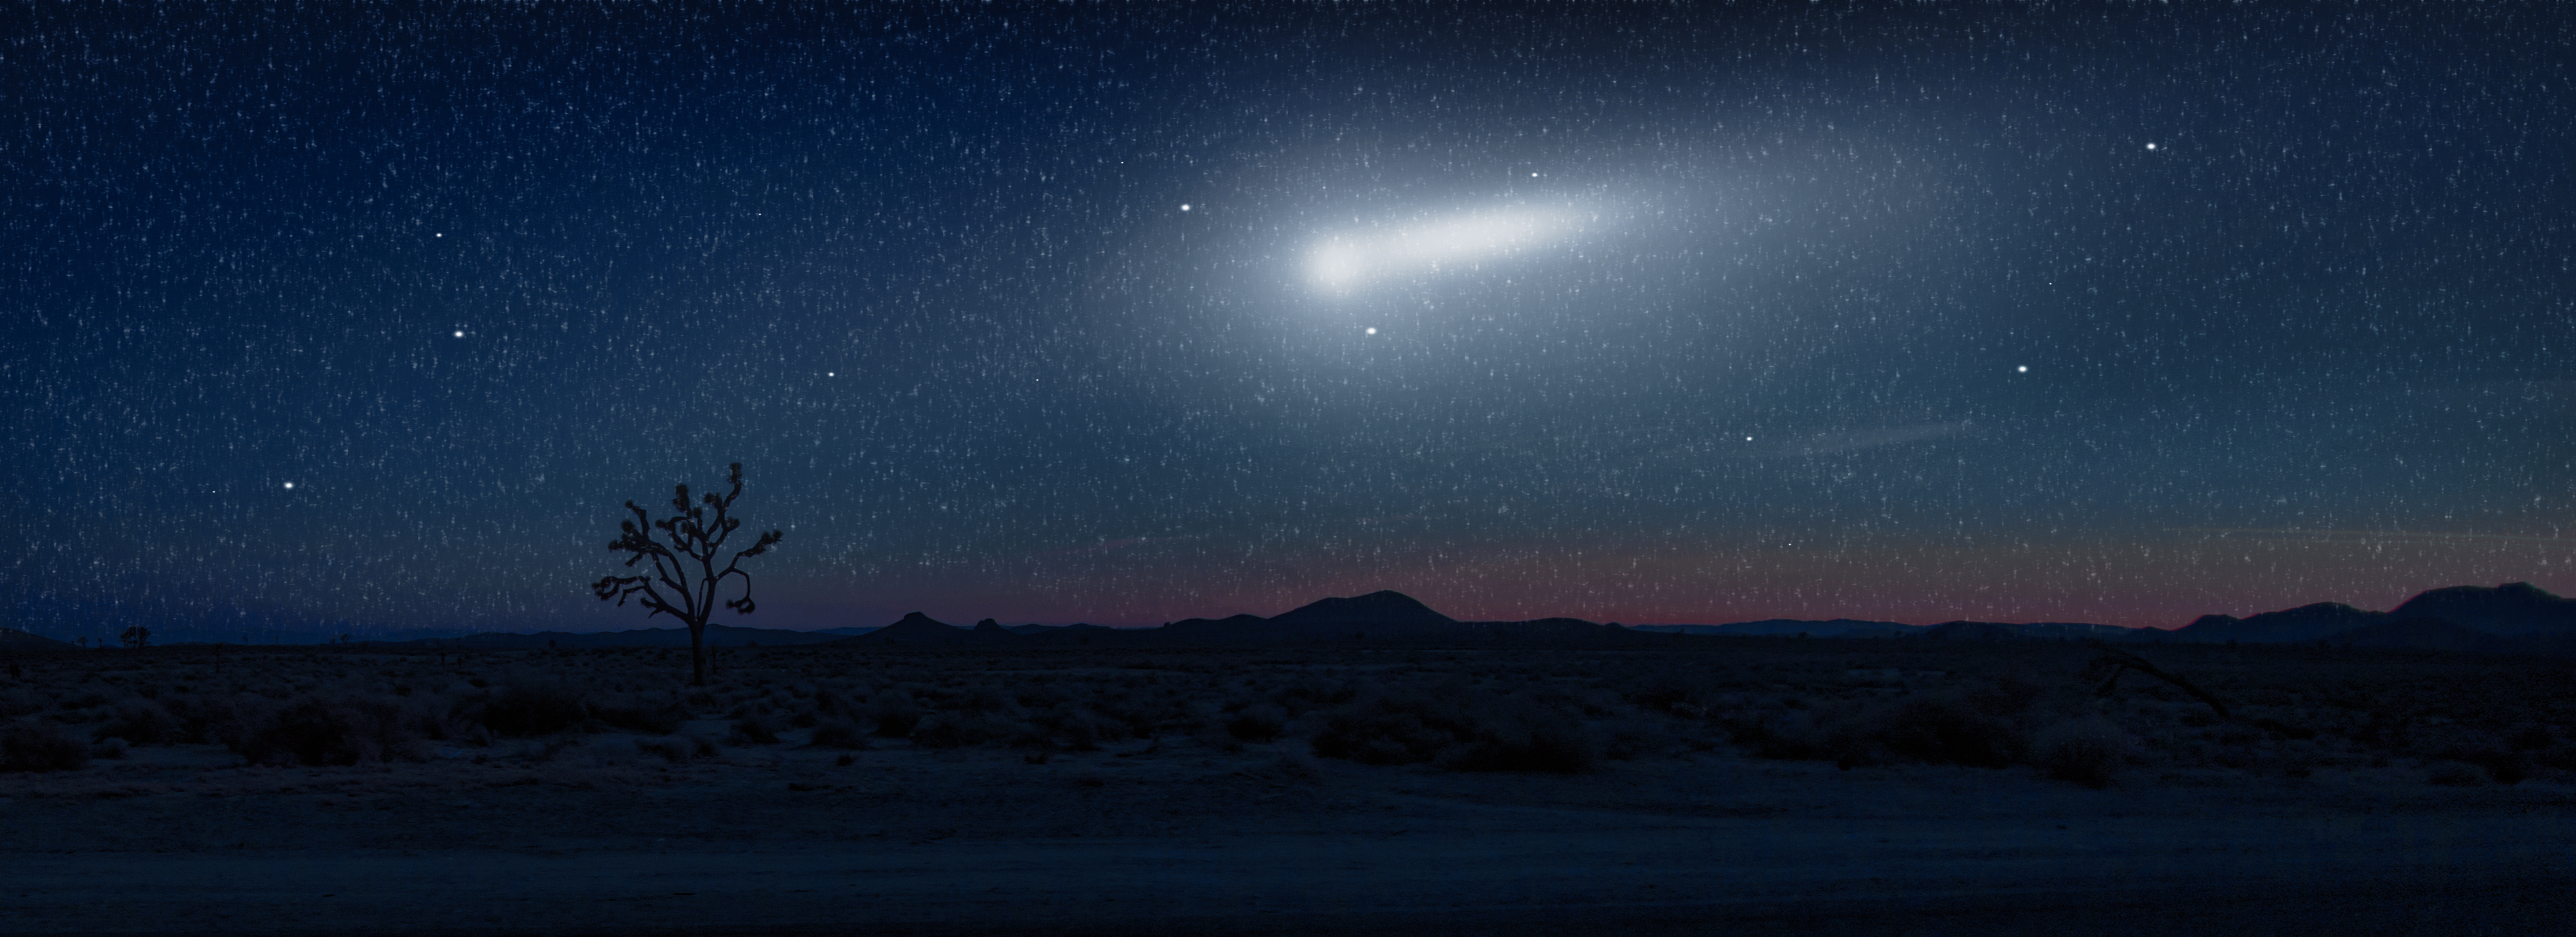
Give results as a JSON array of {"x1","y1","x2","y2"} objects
[
  {"x1": 0, "y1": 638, "x2": 2564, "y2": 789},
  {"x1": 3, "y1": 718, "x2": 90, "y2": 772}
]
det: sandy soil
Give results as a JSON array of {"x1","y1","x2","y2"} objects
[{"x1": 8, "y1": 730, "x2": 2573, "y2": 936}]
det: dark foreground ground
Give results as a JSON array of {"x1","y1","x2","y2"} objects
[{"x1": 5, "y1": 640, "x2": 2573, "y2": 934}]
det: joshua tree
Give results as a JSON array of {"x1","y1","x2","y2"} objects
[
  {"x1": 119, "y1": 626, "x2": 150, "y2": 650},
  {"x1": 592, "y1": 463, "x2": 784, "y2": 686}
]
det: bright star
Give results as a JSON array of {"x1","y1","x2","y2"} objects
[
  {"x1": 283, "y1": 482, "x2": 295, "y2": 489},
  {"x1": 2017, "y1": 365, "x2": 2029, "y2": 372},
  {"x1": 453, "y1": 330, "x2": 465, "y2": 337},
  {"x1": 1180, "y1": 204, "x2": 1192, "y2": 212},
  {"x1": 1365, "y1": 327, "x2": 1377, "y2": 335}
]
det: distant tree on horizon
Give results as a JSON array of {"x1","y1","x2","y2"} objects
[
  {"x1": 119, "y1": 626, "x2": 150, "y2": 650},
  {"x1": 591, "y1": 462, "x2": 784, "y2": 686}
]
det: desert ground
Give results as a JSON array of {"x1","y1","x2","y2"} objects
[{"x1": 5, "y1": 639, "x2": 2573, "y2": 935}]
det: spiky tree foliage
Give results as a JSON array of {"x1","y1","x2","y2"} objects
[{"x1": 592, "y1": 463, "x2": 783, "y2": 686}]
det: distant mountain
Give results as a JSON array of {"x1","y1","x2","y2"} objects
[
  {"x1": 2168, "y1": 602, "x2": 2389, "y2": 644},
  {"x1": 1267, "y1": 591, "x2": 1456, "y2": 627},
  {"x1": 1920, "y1": 621, "x2": 2031, "y2": 641},
  {"x1": 2390, "y1": 582, "x2": 2576, "y2": 638},
  {"x1": 2165, "y1": 583, "x2": 2576, "y2": 655},
  {"x1": 2323, "y1": 618, "x2": 2511, "y2": 654},
  {"x1": 2, "y1": 627, "x2": 76, "y2": 650},
  {"x1": 1161, "y1": 591, "x2": 1458, "y2": 643},
  {"x1": 1159, "y1": 613, "x2": 1274, "y2": 640},
  {"x1": 1635, "y1": 619, "x2": 1922, "y2": 637},
  {"x1": 394, "y1": 623, "x2": 846, "y2": 650},
  {"x1": 1005, "y1": 622, "x2": 1115, "y2": 636},
  {"x1": 1918, "y1": 620, "x2": 2141, "y2": 641},
  {"x1": 832, "y1": 612, "x2": 1028, "y2": 646},
  {"x1": 1146, "y1": 592, "x2": 1633, "y2": 646}
]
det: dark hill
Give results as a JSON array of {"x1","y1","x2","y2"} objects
[
  {"x1": 2, "y1": 627, "x2": 77, "y2": 650},
  {"x1": 2391, "y1": 582, "x2": 2576, "y2": 638},
  {"x1": 1921, "y1": 621, "x2": 2026, "y2": 640},
  {"x1": 1635, "y1": 619, "x2": 1921, "y2": 637},
  {"x1": 1268, "y1": 590, "x2": 1456, "y2": 627},
  {"x1": 2324, "y1": 618, "x2": 2511, "y2": 653},
  {"x1": 2171, "y1": 602, "x2": 2389, "y2": 644},
  {"x1": 836, "y1": 612, "x2": 982, "y2": 646},
  {"x1": 1157, "y1": 614, "x2": 1272, "y2": 641},
  {"x1": 1006, "y1": 623, "x2": 1115, "y2": 636}
]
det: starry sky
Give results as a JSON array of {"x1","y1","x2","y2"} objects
[{"x1": 7, "y1": 4, "x2": 2572, "y2": 640}]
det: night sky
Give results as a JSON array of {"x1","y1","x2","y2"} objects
[{"x1": 7, "y1": 4, "x2": 2571, "y2": 640}]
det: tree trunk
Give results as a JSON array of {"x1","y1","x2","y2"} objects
[{"x1": 689, "y1": 622, "x2": 708, "y2": 686}]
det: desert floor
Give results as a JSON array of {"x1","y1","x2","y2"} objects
[{"x1": 5, "y1": 642, "x2": 2573, "y2": 934}]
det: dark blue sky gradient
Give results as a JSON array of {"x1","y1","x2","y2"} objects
[{"x1": 6, "y1": 4, "x2": 2571, "y2": 638}]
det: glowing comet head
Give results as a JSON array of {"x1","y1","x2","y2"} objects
[
  {"x1": 1310, "y1": 242, "x2": 1368, "y2": 287},
  {"x1": 1306, "y1": 204, "x2": 1581, "y2": 292}
]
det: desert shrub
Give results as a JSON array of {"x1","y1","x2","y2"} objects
[
  {"x1": 1604, "y1": 722, "x2": 1673, "y2": 761},
  {"x1": 1722, "y1": 709, "x2": 1832, "y2": 761},
  {"x1": 636, "y1": 735, "x2": 722, "y2": 763},
  {"x1": 89, "y1": 736, "x2": 129, "y2": 760},
  {"x1": 1869, "y1": 695, "x2": 2023, "y2": 768},
  {"x1": 728, "y1": 713, "x2": 782, "y2": 745},
  {"x1": 2409, "y1": 728, "x2": 2529, "y2": 786},
  {"x1": 2426, "y1": 760, "x2": 2486, "y2": 786},
  {"x1": 0, "y1": 690, "x2": 43, "y2": 720},
  {"x1": 2031, "y1": 718, "x2": 2128, "y2": 788},
  {"x1": 1728, "y1": 689, "x2": 2028, "y2": 770},
  {"x1": 480, "y1": 683, "x2": 586, "y2": 737},
  {"x1": 1625, "y1": 669, "x2": 1719, "y2": 718},
  {"x1": 2, "y1": 718, "x2": 90, "y2": 772},
  {"x1": 808, "y1": 719, "x2": 870, "y2": 749},
  {"x1": 1307, "y1": 686, "x2": 1599, "y2": 772},
  {"x1": 93, "y1": 699, "x2": 183, "y2": 745},
  {"x1": 1038, "y1": 707, "x2": 1123, "y2": 751},
  {"x1": 808, "y1": 687, "x2": 852, "y2": 716},
  {"x1": 1310, "y1": 694, "x2": 1461, "y2": 765},
  {"x1": 910, "y1": 712, "x2": 1016, "y2": 749},
  {"x1": 2470, "y1": 752, "x2": 2528, "y2": 785},
  {"x1": 1443, "y1": 703, "x2": 1601, "y2": 774},
  {"x1": 959, "y1": 686, "x2": 1015, "y2": 714},
  {"x1": 1225, "y1": 704, "x2": 1289, "y2": 743},
  {"x1": 589, "y1": 692, "x2": 688, "y2": 735},
  {"x1": 233, "y1": 694, "x2": 423, "y2": 766},
  {"x1": 870, "y1": 693, "x2": 924, "y2": 738},
  {"x1": 1273, "y1": 679, "x2": 1358, "y2": 717},
  {"x1": 156, "y1": 693, "x2": 250, "y2": 745}
]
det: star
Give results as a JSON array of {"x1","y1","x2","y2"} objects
[
  {"x1": 1365, "y1": 327, "x2": 1377, "y2": 335},
  {"x1": 282, "y1": 482, "x2": 295, "y2": 489}
]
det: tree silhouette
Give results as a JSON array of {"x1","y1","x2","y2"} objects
[
  {"x1": 591, "y1": 463, "x2": 784, "y2": 686},
  {"x1": 119, "y1": 626, "x2": 150, "y2": 650}
]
